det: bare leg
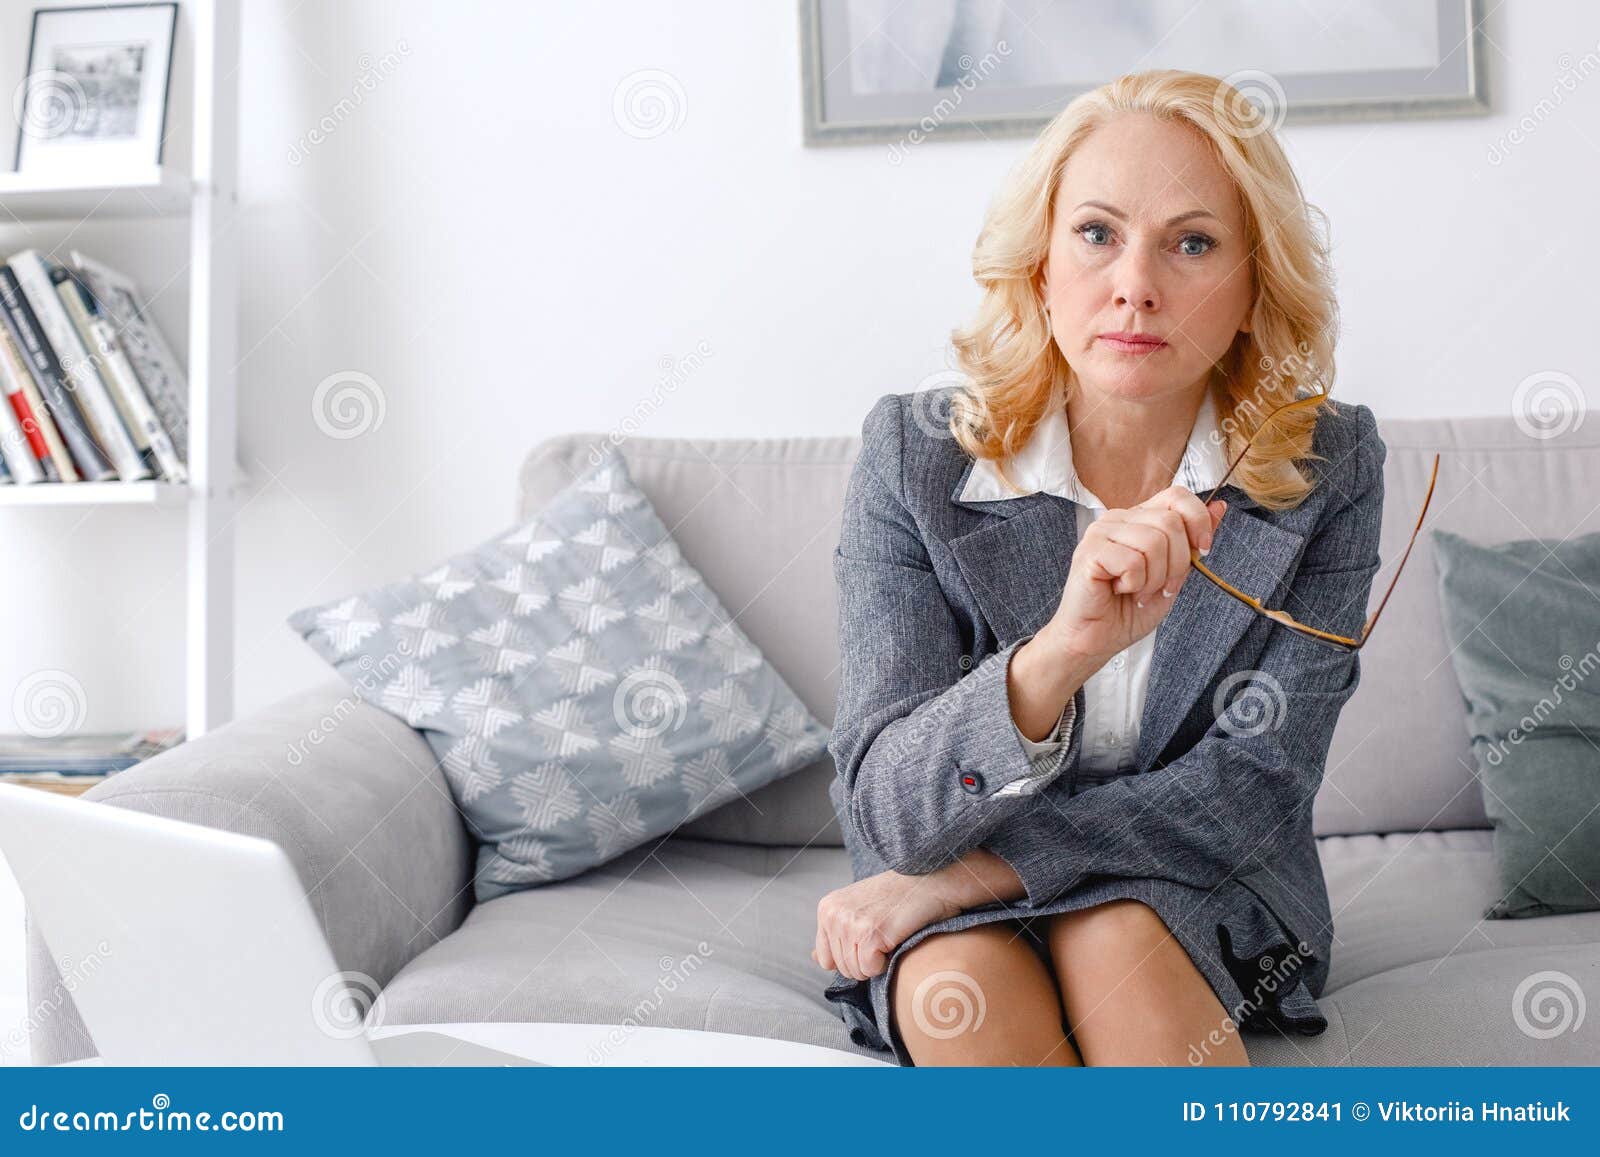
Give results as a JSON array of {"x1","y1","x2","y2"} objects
[
  {"x1": 1045, "y1": 899, "x2": 1251, "y2": 1066},
  {"x1": 890, "y1": 919, "x2": 1082, "y2": 1066}
]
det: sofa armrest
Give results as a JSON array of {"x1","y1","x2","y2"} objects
[{"x1": 21, "y1": 680, "x2": 475, "y2": 1065}]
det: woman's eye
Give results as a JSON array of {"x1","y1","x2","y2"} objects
[{"x1": 1074, "y1": 222, "x2": 1216, "y2": 256}]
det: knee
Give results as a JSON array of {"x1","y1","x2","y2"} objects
[{"x1": 891, "y1": 926, "x2": 1019, "y2": 1032}]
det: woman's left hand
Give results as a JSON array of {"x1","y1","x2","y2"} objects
[{"x1": 812, "y1": 870, "x2": 961, "y2": 981}]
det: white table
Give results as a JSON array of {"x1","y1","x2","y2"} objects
[
  {"x1": 366, "y1": 1022, "x2": 892, "y2": 1067},
  {"x1": 48, "y1": 1022, "x2": 891, "y2": 1068}
]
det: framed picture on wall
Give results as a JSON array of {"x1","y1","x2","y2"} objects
[
  {"x1": 800, "y1": 0, "x2": 1490, "y2": 148},
  {"x1": 13, "y1": 2, "x2": 179, "y2": 178}
]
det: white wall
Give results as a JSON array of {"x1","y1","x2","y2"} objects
[{"x1": 1, "y1": 0, "x2": 1597, "y2": 731}]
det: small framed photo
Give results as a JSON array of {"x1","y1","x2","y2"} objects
[{"x1": 14, "y1": 2, "x2": 179, "y2": 178}]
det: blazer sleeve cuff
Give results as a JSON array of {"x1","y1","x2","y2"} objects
[{"x1": 994, "y1": 697, "x2": 1078, "y2": 798}]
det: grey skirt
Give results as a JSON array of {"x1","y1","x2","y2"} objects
[{"x1": 823, "y1": 871, "x2": 1331, "y2": 1066}]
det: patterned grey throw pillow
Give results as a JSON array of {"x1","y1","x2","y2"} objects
[{"x1": 288, "y1": 451, "x2": 830, "y2": 901}]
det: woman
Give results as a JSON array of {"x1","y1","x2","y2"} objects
[{"x1": 812, "y1": 70, "x2": 1387, "y2": 1067}]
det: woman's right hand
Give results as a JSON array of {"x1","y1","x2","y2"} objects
[{"x1": 1044, "y1": 484, "x2": 1227, "y2": 663}]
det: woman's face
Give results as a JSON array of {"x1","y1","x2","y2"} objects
[{"x1": 1040, "y1": 113, "x2": 1255, "y2": 406}]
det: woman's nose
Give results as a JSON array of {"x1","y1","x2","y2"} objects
[{"x1": 1112, "y1": 245, "x2": 1161, "y2": 311}]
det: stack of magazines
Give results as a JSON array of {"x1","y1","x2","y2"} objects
[
  {"x1": 0, "y1": 248, "x2": 188, "y2": 486},
  {"x1": 0, "y1": 728, "x2": 183, "y2": 795}
]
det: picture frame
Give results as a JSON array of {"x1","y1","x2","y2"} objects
[
  {"x1": 14, "y1": 1, "x2": 180, "y2": 177},
  {"x1": 800, "y1": 0, "x2": 1490, "y2": 149}
]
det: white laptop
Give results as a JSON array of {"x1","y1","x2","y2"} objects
[{"x1": 0, "y1": 783, "x2": 535, "y2": 1066}]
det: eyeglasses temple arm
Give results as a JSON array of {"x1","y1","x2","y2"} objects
[{"x1": 1357, "y1": 451, "x2": 1441, "y2": 639}]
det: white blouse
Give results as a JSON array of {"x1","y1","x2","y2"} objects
[{"x1": 958, "y1": 388, "x2": 1232, "y2": 795}]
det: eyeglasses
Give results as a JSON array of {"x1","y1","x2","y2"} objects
[{"x1": 1188, "y1": 392, "x2": 1440, "y2": 653}]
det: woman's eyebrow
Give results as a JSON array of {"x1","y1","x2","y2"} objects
[{"x1": 1074, "y1": 200, "x2": 1220, "y2": 226}]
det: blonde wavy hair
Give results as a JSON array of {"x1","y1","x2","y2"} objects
[{"x1": 947, "y1": 69, "x2": 1339, "y2": 511}]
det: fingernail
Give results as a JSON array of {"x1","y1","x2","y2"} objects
[
  {"x1": 1136, "y1": 599, "x2": 1145, "y2": 608},
  {"x1": 1163, "y1": 587, "x2": 1175, "y2": 598},
  {"x1": 1199, "y1": 544, "x2": 1211, "y2": 557}
]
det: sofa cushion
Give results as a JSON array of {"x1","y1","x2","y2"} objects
[
  {"x1": 372, "y1": 828, "x2": 1600, "y2": 1066},
  {"x1": 290, "y1": 451, "x2": 829, "y2": 901},
  {"x1": 370, "y1": 836, "x2": 879, "y2": 1059},
  {"x1": 1431, "y1": 526, "x2": 1600, "y2": 918},
  {"x1": 1244, "y1": 942, "x2": 1600, "y2": 1066},
  {"x1": 1317, "y1": 829, "x2": 1600, "y2": 991}
]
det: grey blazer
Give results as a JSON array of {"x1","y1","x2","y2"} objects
[{"x1": 826, "y1": 387, "x2": 1387, "y2": 966}]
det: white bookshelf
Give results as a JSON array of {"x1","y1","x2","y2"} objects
[
  {"x1": 0, "y1": 165, "x2": 192, "y2": 220},
  {"x1": 0, "y1": 0, "x2": 240, "y2": 738},
  {"x1": 0, "y1": 480, "x2": 188, "y2": 508}
]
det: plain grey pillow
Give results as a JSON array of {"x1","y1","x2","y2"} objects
[
  {"x1": 289, "y1": 450, "x2": 830, "y2": 901},
  {"x1": 1432, "y1": 527, "x2": 1600, "y2": 919}
]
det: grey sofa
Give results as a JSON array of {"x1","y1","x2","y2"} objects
[{"x1": 28, "y1": 412, "x2": 1600, "y2": 1065}]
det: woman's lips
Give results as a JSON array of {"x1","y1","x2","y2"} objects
[{"x1": 1098, "y1": 335, "x2": 1169, "y2": 354}]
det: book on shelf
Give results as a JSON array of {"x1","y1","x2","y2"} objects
[
  {"x1": 0, "y1": 262, "x2": 108, "y2": 481},
  {"x1": 0, "y1": 728, "x2": 183, "y2": 795},
  {"x1": 0, "y1": 322, "x2": 69, "y2": 482},
  {"x1": 71, "y1": 251, "x2": 190, "y2": 468},
  {"x1": 0, "y1": 249, "x2": 192, "y2": 489}
]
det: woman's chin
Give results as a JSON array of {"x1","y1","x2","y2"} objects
[{"x1": 1073, "y1": 370, "x2": 1185, "y2": 405}]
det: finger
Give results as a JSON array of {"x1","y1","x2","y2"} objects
[
  {"x1": 814, "y1": 916, "x2": 836, "y2": 972},
  {"x1": 837, "y1": 922, "x2": 866, "y2": 982},
  {"x1": 1208, "y1": 499, "x2": 1228, "y2": 542},
  {"x1": 1119, "y1": 508, "x2": 1190, "y2": 599},
  {"x1": 1083, "y1": 533, "x2": 1149, "y2": 598},
  {"x1": 1143, "y1": 484, "x2": 1216, "y2": 554},
  {"x1": 1096, "y1": 521, "x2": 1171, "y2": 602},
  {"x1": 858, "y1": 940, "x2": 890, "y2": 980}
]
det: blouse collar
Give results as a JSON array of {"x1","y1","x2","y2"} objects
[{"x1": 957, "y1": 387, "x2": 1231, "y2": 510}]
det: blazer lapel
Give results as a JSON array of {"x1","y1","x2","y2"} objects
[
  {"x1": 948, "y1": 489, "x2": 1079, "y2": 649},
  {"x1": 947, "y1": 459, "x2": 1306, "y2": 773},
  {"x1": 1135, "y1": 504, "x2": 1305, "y2": 770}
]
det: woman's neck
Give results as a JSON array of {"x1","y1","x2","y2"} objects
[{"x1": 1066, "y1": 382, "x2": 1209, "y2": 510}]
